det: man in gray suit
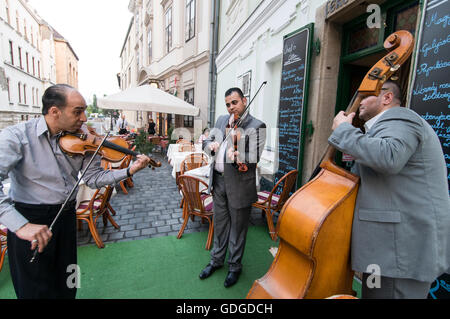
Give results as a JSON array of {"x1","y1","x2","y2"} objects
[
  {"x1": 328, "y1": 80, "x2": 450, "y2": 298},
  {"x1": 199, "y1": 87, "x2": 266, "y2": 287}
]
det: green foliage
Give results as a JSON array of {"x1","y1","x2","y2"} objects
[
  {"x1": 167, "y1": 125, "x2": 176, "y2": 144},
  {"x1": 133, "y1": 129, "x2": 154, "y2": 155}
]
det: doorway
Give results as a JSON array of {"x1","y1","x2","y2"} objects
[{"x1": 334, "y1": 0, "x2": 419, "y2": 166}]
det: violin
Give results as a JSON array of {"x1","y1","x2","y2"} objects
[
  {"x1": 226, "y1": 114, "x2": 248, "y2": 172},
  {"x1": 58, "y1": 125, "x2": 161, "y2": 169}
]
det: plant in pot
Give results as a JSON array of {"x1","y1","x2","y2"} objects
[{"x1": 133, "y1": 129, "x2": 154, "y2": 155}]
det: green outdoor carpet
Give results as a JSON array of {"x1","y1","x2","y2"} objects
[
  {"x1": 0, "y1": 226, "x2": 277, "y2": 299},
  {"x1": 0, "y1": 225, "x2": 361, "y2": 299}
]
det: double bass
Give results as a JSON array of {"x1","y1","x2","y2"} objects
[{"x1": 247, "y1": 30, "x2": 414, "y2": 299}]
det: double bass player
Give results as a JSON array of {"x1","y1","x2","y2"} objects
[{"x1": 329, "y1": 80, "x2": 450, "y2": 298}]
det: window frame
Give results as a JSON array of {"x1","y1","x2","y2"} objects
[
  {"x1": 165, "y1": 7, "x2": 173, "y2": 53},
  {"x1": 185, "y1": 0, "x2": 196, "y2": 42}
]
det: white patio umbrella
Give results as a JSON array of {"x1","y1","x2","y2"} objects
[{"x1": 97, "y1": 84, "x2": 199, "y2": 116}]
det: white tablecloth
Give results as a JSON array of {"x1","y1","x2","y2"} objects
[
  {"x1": 183, "y1": 165, "x2": 211, "y2": 185},
  {"x1": 168, "y1": 143, "x2": 207, "y2": 178},
  {"x1": 167, "y1": 143, "x2": 202, "y2": 160},
  {"x1": 76, "y1": 181, "x2": 116, "y2": 209}
]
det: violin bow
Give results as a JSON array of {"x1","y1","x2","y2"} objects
[{"x1": 30, "y1": 131, "x2": 111, "y2": 263}]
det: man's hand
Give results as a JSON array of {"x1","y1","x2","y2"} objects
[
  {"x1": 332, "y1": 111, "x2": 356, "y2": 131},
  {"x1": 15, "y1": 223, "x2": 52, "y2": 253},
  {"x1": 129, "y1": 154, "x2": 151, "y2": 175},
  {"x1": 209, "y1": 142, "x2": 220, "y2": 153},
  {"x1": 227, "y1": 147, "x2": 239, "y2": 162}
]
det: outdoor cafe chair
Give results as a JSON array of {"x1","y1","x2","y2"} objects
[
  {"x1": 252, "y1": 169, "x2": 298, "y2": 241},
  {"x1": 179, "y1": 153, "x2": 209, "y2": 176},
  {"x1": 76, "y1": 185, "x2": 119, "y2": 249},
  {"x1": 177, "y1": 175, "x2": 214, "y2": 250},
  {"x1": 150, "y1": 136, "x2": 162, "y2": 153},
  {"x1": 178, "y1": 153, "x2": 209, "y2": 216},
  {"x1": 0, "y1": 225, "x2": 7, "y2": 272},
  {"x1": 179, "y1": 143, "x2": 195, "y2": 152},
  {"x1": 104, "y1": 146, "x2": 136, "y2": 195},
  {"x1": 176, "y1": 138, "x2": 190, "y2": 144}
]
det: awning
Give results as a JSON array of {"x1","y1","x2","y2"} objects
[{"x1": 97, "y1": 84, "x2": 199, "y2": 116}]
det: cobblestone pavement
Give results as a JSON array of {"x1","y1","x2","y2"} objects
[{"x1": 76, "y1": 153, "x2": 267, "y2": 246}]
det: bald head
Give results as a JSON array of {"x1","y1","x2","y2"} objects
[{"x1": 382, "y1": 80, "x2": 402, "y2": 105}]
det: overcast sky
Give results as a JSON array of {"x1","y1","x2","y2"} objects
[{"x1": 27, "y1": 0, "x2": 132, "y2": 104}]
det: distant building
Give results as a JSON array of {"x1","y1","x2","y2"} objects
[
  {"x1": 52, "y1": 27, "x2": 79, "y2": 89},
  {"x1": 0, "y1": 0, "x2": 78, "y2": 130}
]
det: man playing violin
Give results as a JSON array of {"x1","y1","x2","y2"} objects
[
  {"x1": 200, "y1": 87, "x2": 266, "y2": 287},
  {"x1": 0, "y1": 84, "x2": 150, "y2": 299},
  {"x1": 329, "y1": 80, "x2": 450, "y2": 298}
]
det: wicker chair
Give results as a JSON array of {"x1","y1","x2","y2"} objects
[
  {"x1": 0, "y1": 225, "x2": 7, "y2": 272},
  {"x1": 105, "y1": 146, "x2": 136, "y2": 194},
  {"x1": 76, "y1": 185, "x2": 119, "y2": 248},
  {"x1": 177, "y1": 175, "x2": 214, "y2": 250},
  {"x1": 178, "y1": 153, "x2": 209, "y2": 217},
  {"x1": 252, "y1": 170, "x2": 298, "y2": 241}
]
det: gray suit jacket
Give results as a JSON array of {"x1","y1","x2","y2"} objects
[
  {"x1": 203, "y1": 113, "x2": 266, "y2": 209},
  {"x1": 329, "y1": 107, "x2": 450, "y2": 282}
]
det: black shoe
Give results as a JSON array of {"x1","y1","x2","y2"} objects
[
  {"x1": 224, "y1": 270, "x2": 241, "y2": 288},
  {"x1": 199, "y1": 264, "x2": 222, "y2": 279}
]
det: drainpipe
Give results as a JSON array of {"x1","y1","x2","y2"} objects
[{"x1": 208, "y1": 0, "x2": 220, "y2": 128}]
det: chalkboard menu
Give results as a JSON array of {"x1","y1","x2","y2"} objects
[
  {"x1": 408, "y1": 0, "x2": 450, "y2": 194},
  {"x1": 274, "y1": 24, "x2": 314, "y2": 190}
]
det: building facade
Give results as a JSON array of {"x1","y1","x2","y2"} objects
[
  {"x1": 53, "y1": 28, "x2": 79, "y2": 89},
  {"x1": 0, "y1": 0, "x2": 78, "y2": 130},
  {"x1": 119, "y1": 0, "x2": 211, "y2": 139}
]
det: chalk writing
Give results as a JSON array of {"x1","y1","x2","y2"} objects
[
  {"x1": 425, "y1": 12, "x2": 450, "y2": 29},
  {"x1": 275, "y1": 27, "x2": 311, "y2": 191},
  {"x1": 410, "y1": 0, "x2": 450, "y2": 194},
  {"x1": 417, "y1": 60, "x2": 450, "y2": 77},
  {"x1": 420, "y1": 34, "x2": 450, "y2": 57}
]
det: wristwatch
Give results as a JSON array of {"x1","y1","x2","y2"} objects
[{"x1": 126, "y1": 167, "x2": 133, "y2": 177}]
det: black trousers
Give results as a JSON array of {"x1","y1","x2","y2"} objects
[
  {"x1": 210, "y1": 171, "x2": 251, "y2": 272},
  {"x1": 7, "y1": 201, "x2": 77, "y2": 299}
]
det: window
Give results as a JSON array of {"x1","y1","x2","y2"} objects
[
  {"x1": 32, "y1": 57, "x2": 35, "y2": 75},
  {"x1": 185, "y1": 0, "x2": 196, "y2": 41},
  {"x1": 26, "y1": 52, "x2": 29, "y2": 73},
  {"x1": 238, "y1": 70, "x2": 252, "y2": 99},
  {"x1": 184, "y1": 88, "x2": 194, "y2": 127},
  {"x1": 23, "y1": 84, "x2": 27, "y2": 104},
  {"x1": 5, "y1": 0, "x2": 11, "y2": 24},
  {"x1": 15, "y1": 10, "x2": 19, "y2": 32},
  {"x1": 147, "y1": 28, "x2": 152, "y2": 63},
  {"x1": 165, "y1": 7, "x2": 172, "y2": 53},
  {"x1": 18, "y1": 47, "x2": 22, "y2": 69},
  {"x1": 7, "y1": 78, "x2": 11, "y2": 102},
  {"x1": 9, "y1": 41, "x2": 14, "y2": 64},
  {"x1": 136, "y1": 49, "x2": 140, "y2": 70},
  {"x1": 38, "y1": 61, "x2": 40, "y2": 78},
  {"x1": 23, "y1": 19, "x2": 27, "y2": 40},
  {"x1": 18, "y1": 82, "x2": 21, "y2": 103}
]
